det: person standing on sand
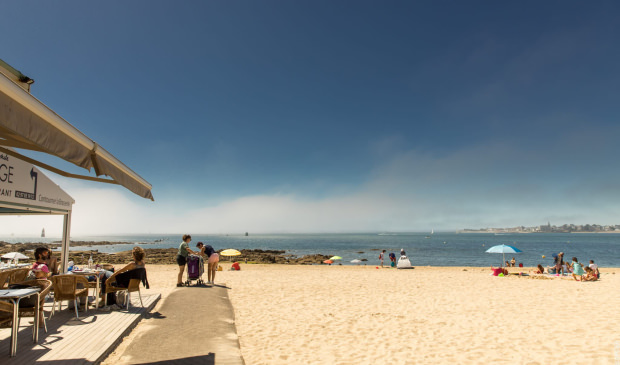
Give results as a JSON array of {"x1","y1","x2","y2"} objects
[
  {"x1": 196, "y1": 242, "x2": 220, "y2": 285},
  {"x1": 379, "y1": 250, "x2": 386, "y2": 268},
  {"x1": 177, "y1": 234, "x2": 197, "y2": 287},
  {"x1": 554, "y1": 252, "x2": 564, "y2": 275}
]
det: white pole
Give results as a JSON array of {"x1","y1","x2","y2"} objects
[{"x1": 61, "y1": 211, "x2": 72, "y2": 273}]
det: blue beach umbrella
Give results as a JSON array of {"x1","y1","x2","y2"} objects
[{"x1": 485, "y1": 244, "x2": 522, "y2": 267}]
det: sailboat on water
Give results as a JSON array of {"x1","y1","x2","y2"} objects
[
  {"x1": 41, "y1": 228, "x2": 45, "y2": 238},
  {"x1": 425, "y1": 229, "x2": 434, "y2": 239}
]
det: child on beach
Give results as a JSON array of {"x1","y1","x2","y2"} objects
[
  {"x1": 196, "y1": 242, "x2": 220, "y2": 285},
  {"x1": 389, "y1": 252, "x2": 396, "y2": 267},
  {"x1": 571, "y1": 257, "x2": 584, "y2": 281},
  {"x1": 582, "y1": 267, "x2": 598, "y2": 281},
  {"x1": 510, "y1": 257, "x2": 516, "y2": 267},
  {"x1": 379, "y1": 250, "x2": 386, "y2": 268}
]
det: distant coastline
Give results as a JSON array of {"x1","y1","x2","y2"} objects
[{"x1": 459, "y1": 222, "x2": 620, "y2": 234}]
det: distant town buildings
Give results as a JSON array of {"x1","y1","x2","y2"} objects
[{"x1": 461, "y1": 223, "x2": 620, "y2": 233}]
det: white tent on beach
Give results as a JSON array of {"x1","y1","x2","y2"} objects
[{"x1": 0, "y1": 59, "x2": 153, "y2": 271}]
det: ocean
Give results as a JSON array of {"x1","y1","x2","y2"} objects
[{"x1": 2, "y1": 232, "x2": 619, "y2": 267}]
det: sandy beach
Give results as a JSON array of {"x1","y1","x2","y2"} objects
[{"x1": 104, "y1": 264, "x2": 620, "y2": 365}]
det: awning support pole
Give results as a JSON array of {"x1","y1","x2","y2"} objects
[{"x1": 61, "y1": 211, "x2": 72, "y2": 273}]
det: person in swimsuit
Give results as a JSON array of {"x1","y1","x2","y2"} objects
[
  {"x1": 582, "y1": 267, "x2": 597, "y2": 281},
  {"x1": 196, "y1": 242, "x2": 219, "y2": 285}
]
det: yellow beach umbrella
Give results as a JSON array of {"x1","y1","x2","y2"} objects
[{"x1": 220, "y1": 249, "x2": 242, "y2": 257}]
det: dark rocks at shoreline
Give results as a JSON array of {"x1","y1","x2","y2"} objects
[{"x1": 1, "y1": 242, "x2": 331, "y2": 266}]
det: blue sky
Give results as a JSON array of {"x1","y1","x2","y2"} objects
[{"x1": 2, "y1": 1, "x2": 620, "y2": 235}]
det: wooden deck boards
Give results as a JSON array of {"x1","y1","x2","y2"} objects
[{"x1": 0, "y1": 292, "x2": 160, "y2": 364}]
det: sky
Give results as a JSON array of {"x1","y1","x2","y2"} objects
[{"x1": 2, "y1": 1, "x2": 620, "y2": 236}]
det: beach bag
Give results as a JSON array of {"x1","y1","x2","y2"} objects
[{"x1": 115, "y1": 291, "x2": 128, "y2": 307}]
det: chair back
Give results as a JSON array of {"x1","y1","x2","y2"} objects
[
  {"x1": 127, "y1": 278, "x2": 141, "y2": 293},
  {"x1": 0, "y1": 269, "x2": 13, "y2": 289},
  {"x1": 8, "y1": 268, "x2": 30, "y2": 285},
  {"x1": 37, "y1": 279, "x2": 53, "y2": 305},
  {"x1": 51, "y1": 275, "x2": 78, "y2": 301},
  {"x1": 0, "y1": 300, "x2": 13, "y2": 327}
]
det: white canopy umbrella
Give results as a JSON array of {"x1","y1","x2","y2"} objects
[{"x1": 2, "y1": 252, "x2": 29, "y2": 264}]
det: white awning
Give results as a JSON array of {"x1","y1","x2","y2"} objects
[{"x1": 0, "y1": 71, "x2": 153, "y2": 200}]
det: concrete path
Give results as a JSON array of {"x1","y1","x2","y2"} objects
[{"x1": 113, "y1": 284, "x2": 245, "y2": 365}]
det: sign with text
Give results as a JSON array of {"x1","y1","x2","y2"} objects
[{"x1": 0, "y1": 152, "x2": 74, "y2": 211}]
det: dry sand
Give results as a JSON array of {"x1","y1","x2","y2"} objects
[{"x1": 105, "y1": 264, "x2": 620, "y2": 365}]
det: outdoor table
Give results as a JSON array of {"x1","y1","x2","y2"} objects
[
  {"x1": 0, "y1": 287, "x2": 41, "y2": 357},
  {"x1": 0, "y1": 264, "x2": 30, "y2": 271},
  {"x1": 70, "y1": 269, "x2": 104, "y2": 310}
]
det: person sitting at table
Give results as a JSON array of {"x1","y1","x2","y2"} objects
[
  {"x1": 30, "y1": 247, "x2": 51, "y2": 279},
  {"x1": 100, "y1": 247, "x2": 148, "y2": 306},
  {"x1": 42, "y1": 248, "x2": 60, "y2": 276}
]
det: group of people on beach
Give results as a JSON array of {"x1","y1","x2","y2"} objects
[
  {"x1": 530, "y1": 252, "x2": 600, "y2": 281},
  {"x1": 378, "y1": 248, "x2": 411, "y2": 268},
  {"x1": 176, "y1": 234, "x2": 220, "y2": 287}
]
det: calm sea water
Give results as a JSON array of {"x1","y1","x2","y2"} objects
[{"x1": 3, "y1": 233, "x2": 619, "y2": 267}]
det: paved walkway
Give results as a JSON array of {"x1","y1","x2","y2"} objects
[{"x1": 112, "y1": 284, "x2": 245, "y2": 365}]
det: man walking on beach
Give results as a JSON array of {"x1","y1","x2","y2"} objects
[{"x1": 379, "y1": 250, "x2": 386, "y2": 268}]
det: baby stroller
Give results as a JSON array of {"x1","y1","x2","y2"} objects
[{"x1": 186, "y1": 254, "x2": 205, "y2": 286}]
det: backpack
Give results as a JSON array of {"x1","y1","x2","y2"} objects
[{"x1": 115, "y1": 291, "x2": 128, "y2": 307}]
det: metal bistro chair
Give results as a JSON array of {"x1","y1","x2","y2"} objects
[
  {"x1": 17, "y1": 279, "x2": 52, "y2": 333},
  {"x1": 126, "y1": 278, "x2": 144, "y2": 309},
  {"x1": 0, "y1": 280, "x2": 51, "y2": 336},
  {"x1": 104, "y1": 274, "x2": 146, "y2": 310},
  {"x1": 50, "y1": 275, "x2": 89, "y2": 319}
]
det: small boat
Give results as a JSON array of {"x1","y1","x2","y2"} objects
[{"x1": 41, "y1": 228, "x2": 45, "y2": 238}]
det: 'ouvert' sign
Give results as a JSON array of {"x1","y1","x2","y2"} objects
[{"x1": 0, "y1": 151, "x2": 74, "y2": 211}]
